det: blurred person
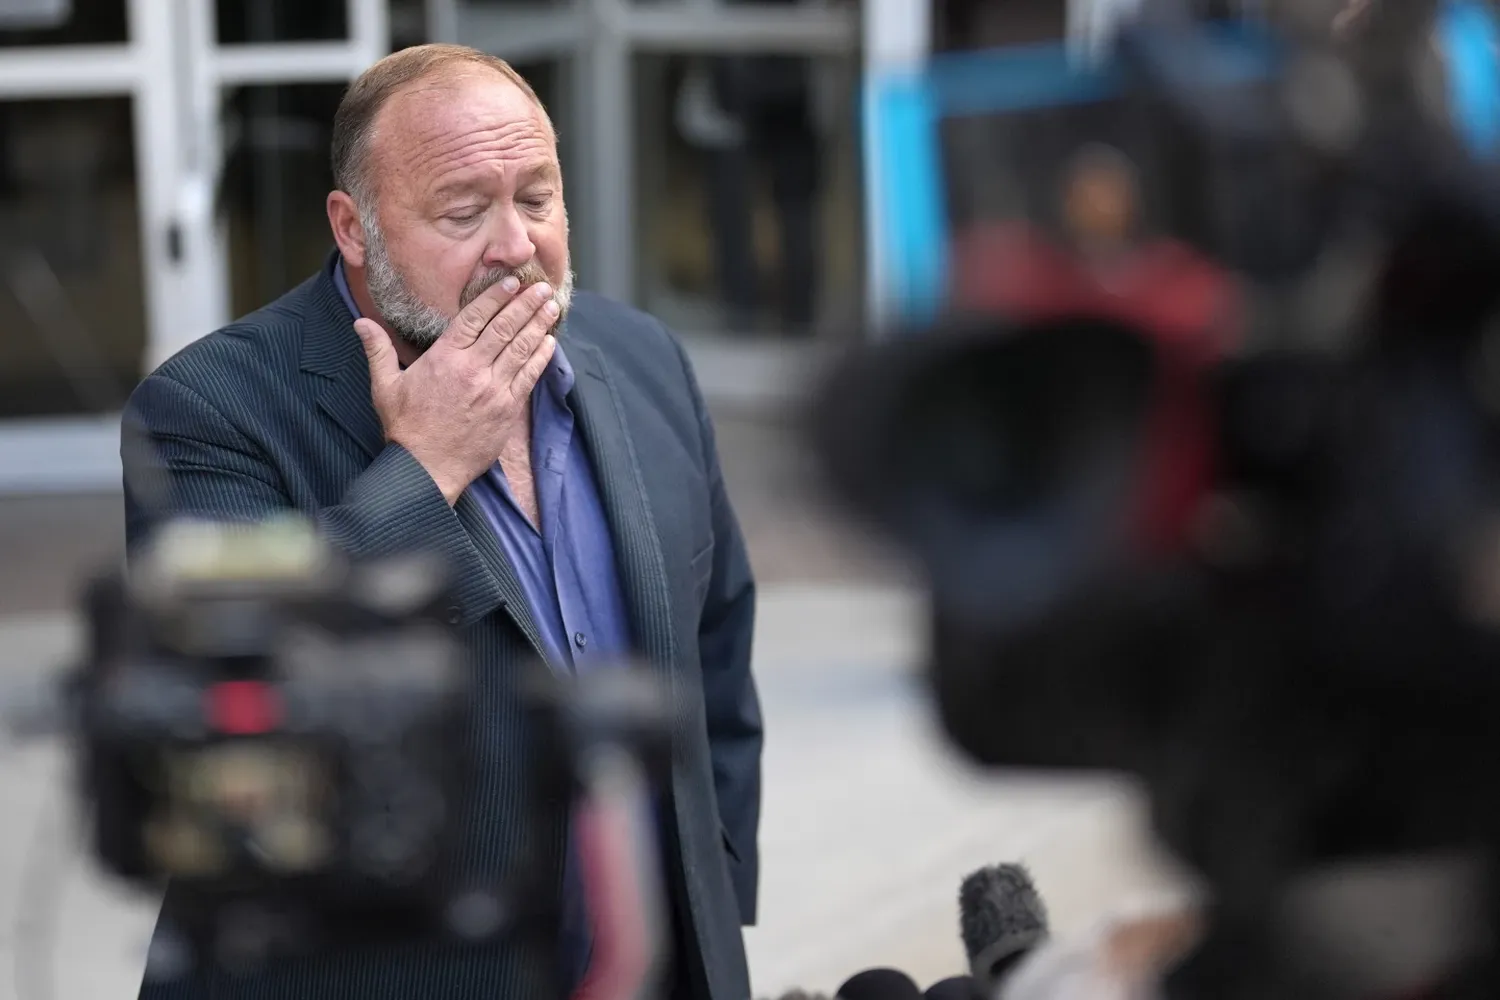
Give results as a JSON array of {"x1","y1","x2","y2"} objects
[
  {"x1": 676, "y1": 32, "x2": 822, "y2": 335},
  {"x1": 950, "y1": 143, "x2": 1241, "y2": 349},
  {"x1": 121, "y1": 43, "x2": 762, "y2": 1000}
]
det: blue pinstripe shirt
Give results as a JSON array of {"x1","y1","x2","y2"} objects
[{"x1": 333, "y1": 259, "x2": 632, "y2": 991}]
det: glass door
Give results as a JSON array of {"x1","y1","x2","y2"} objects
[
  {"x1": 0, "y1": 0, "x2": 389, "y2": 493},
  {"x1": 0, "y1": 0, "x2": 166, "y2": 490},
  {"x1": 437, "y1": 0, "x2": 859, "y2": 406}
]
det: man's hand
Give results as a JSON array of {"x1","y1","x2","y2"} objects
[{"x1": 354, "y1": 278, "x2": 561, "y2": 505}]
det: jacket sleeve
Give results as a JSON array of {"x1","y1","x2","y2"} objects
[
  {"x1": 672, "y1": 341, "x2": 764, "y2": 927},
  {"x1": 120, "y1": 372, "x2": 496, "y2": 623}
]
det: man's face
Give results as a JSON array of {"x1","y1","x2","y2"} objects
[
  {"x1": 1063, "y1": 156, "x2": 1138, "y2": 248},
  {"x1": 360, "y1": 69, "x2": 574, "y2": 348}
]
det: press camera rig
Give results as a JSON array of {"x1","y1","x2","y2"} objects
[
  {"x1": 816, "y1": 2, "x2": 1500, "y2": 997},
  {"x1": 20, "y1": 515, "x2": 670, "y2": 996}
]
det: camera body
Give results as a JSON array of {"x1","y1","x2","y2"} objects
[{"x1": 74, "y1": 517, "x2": 495, "y2": 977}]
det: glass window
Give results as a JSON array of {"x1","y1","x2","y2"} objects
[
  {"x1": 633, "y1": 52, "x2": 864, "y2": 341},
  {"x1": 391, "y1": 0, "x2": 429, "y2": 47},
  {"x1": 0, "y1": 96, "x2": 145, "y2": 418},
  {"x1": 0, "y1": 0, "x2": 127, "y2": 46},
  {"x1": 216, "y1": 0, "x2": 349, "y2": 45},
  {"x1": 219, "y1": 83, "x2": 345, "y2": 317},
  {"x1": 932, "y1": 0, "x2": 1065, "y2": 51}
]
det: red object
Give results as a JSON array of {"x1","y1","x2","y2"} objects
[
  {"x1": 205, "y1": 680, "x2": 283, "y2": 735},
  {"x1": 949, "y1": 223, "x2": 1242, "y2": 358},
  {"x1": 568, "y1": 796, "x2": 654, "y2": 1000},
  {"x1": 950, "y1": 222, "x2": 1243, "y2": 558}
]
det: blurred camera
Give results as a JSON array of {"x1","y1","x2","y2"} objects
[{"x1": 73, "y1": 516, "x2": 488, "y2": 977}]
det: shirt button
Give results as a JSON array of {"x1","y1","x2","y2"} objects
[{"x1": 573, "y1": 631, "x2": 588, "y2": 650}]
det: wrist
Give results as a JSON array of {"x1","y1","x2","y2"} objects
[{"x1": 392, "y1": 439, "x2": 470, "y2": 507}]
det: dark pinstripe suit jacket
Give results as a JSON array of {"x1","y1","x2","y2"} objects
[{"x1": 120, "y1": 264, "x2": 762, "y2": 1000}]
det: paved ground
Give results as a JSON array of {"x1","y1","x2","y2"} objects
[{"x1": 0, "y1": 413, "x2": 1184, "y2": 999}]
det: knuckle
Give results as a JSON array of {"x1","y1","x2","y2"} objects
[{"x1": 485, "y1": 317, "x2": 515, "y2": 345}]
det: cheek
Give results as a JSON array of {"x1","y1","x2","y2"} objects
[
  {"x1": 401, "y1": 229, "x2": 486, "y2": 299},
  {"x1": 533, "y1": 219, "x2": 570, "y2": 273}
]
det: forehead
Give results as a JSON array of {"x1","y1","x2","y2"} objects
[{"x1": 371, "y1": 69, "x2": 557, "y2": 190}]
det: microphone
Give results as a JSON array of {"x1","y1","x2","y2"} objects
[
  {"x1": 959, "y1": 864, "x2": 1050, "y2": 991},
  {"x1": 835, "y1": 968, "x2": 923, "y2": 1000},
  {"x1": 924, "y1": 975, "x2": 985, "y2": 1000}
]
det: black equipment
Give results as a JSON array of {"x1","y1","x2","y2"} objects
[
  {"x1": 811, "y1": 2, "x2": 1500, "y2": 997},
  {"x1": 15, "y1": 513, "x2": 671, "y2": 994},
  {"x1": 958, "y1": 864, "x2": 1049, "y2": 992},
  {"x1": 80, "y1": 516, "x2": 475, "y2": 976}
]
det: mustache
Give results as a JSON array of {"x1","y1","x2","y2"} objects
[{"x1": 459, "y1": 260, "x2": 551, "y2": 308}]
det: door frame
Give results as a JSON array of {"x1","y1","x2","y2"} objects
[{"x1": 0, "y1": 0, "x2": 388, "y2": 494}]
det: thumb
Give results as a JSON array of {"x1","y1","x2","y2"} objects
[{"x1": 353, "y1": 319, "x2": 400, "y2": 393}]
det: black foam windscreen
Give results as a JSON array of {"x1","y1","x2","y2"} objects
[{"x1": 835, "y1": 968, "x2": 924, "y2": 1000}]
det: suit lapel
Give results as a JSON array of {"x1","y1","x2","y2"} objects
[
  {"x1": 298, "y1": 262, "x2": 544, "y2": 652},
  {"x1": 566, "y1": 338, "x2": 679, "y2": 678},
  {"x1": 299, "y1": 268, "x2": 388, "y2": 461}
]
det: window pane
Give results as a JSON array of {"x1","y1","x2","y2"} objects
[
  {"x1": 216, "y1": 0, "x2": 348, "y2": 45},
  {"x1": 220, "y1": 83, "x2": 345, "y2": 316},
  {"x1": 932, "y1": 0, "x2": 1064, "y2": 51},
  {"x1": 0, "y1": 0, "x2": 127, "y2": 46},
  {"x1": 0, "y1": 96, "x2": 146, "y2": 418},
  {"x1": 634, "y1": 52, "x2": 864, "y2": 340}
]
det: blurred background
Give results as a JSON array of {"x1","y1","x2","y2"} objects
[{"x1": 0, "y1": 1, "x2": 1190, "y2": 997}]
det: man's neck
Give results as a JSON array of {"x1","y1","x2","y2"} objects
[{"x1": 344, "y1": 260, "x2": 426, "y2": 368}]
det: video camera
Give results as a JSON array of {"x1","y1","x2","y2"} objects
[
  {"x1": 815, "y1": 1, "x2": 1500, "y2": 996},
  {"x1": 14, "y1": 514, "x2": 671, "y2": 994}
]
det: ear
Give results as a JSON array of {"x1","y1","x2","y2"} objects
[{"x1": 327, "y1": 190, "x2": 368, "y2": 268}]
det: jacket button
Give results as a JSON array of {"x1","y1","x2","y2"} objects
[
  {"x1": 446, "y1": 606, "x2": 464, "y2": 625},
  {"x1": 573, "y1": 631, "x2": 588, "y2": 650}
]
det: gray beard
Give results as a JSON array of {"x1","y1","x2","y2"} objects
[{"x1": 361, "y1": 210, "x2": 574, "y2": 350}]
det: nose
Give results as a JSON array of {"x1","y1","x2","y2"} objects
[{"x1": 479, "y1": 205, "x2": 537, "y2": 271}]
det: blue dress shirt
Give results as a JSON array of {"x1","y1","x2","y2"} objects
[{"x1": 332, "y1": 259, "x2": 634, "y2": 992}]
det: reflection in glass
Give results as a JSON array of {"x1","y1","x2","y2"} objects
[
  {"x1": 215, "y1": 0, "x2": 348, "y2": 45},
  {"x1": 0, "y1": 0, "x2": 127, "y2": 47},
  {"x1": 0, "y1": 97, "x2": 146, "y2": 418},
  {"x1": 932, "y1": 0, "x2": 1065, "y2": 51},
  {"x1": 220, "y1": 84, "x2": 345, "y2": 316},
  {"x1": 637, "y1": 53, "x2": 863, "y2": 340}
]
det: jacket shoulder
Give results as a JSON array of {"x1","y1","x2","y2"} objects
[
  {"x1": 567, "y1": 291, "x2": 698, "y2": 400},
  {"x1": 144, "y1": 276, "x2": 318, "y2": 402}
]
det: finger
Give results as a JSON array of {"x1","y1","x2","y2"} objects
[
  {"x1": 353, "y1": 319, "x2": 401, "y2": 394},
  {"x1": 471, "y1": 281, "x2": 552, "y2": 362},
  {"x1": 492, "y1": 293, "x2": 561, "y2": 377},
  {"x1": 440, "y1": 275, "x2": 522, "y2": 349},
  {"x1": 509, "y1": 335, "x2": 557, "y2": 399}
]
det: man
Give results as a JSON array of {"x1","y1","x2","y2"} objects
[{"x1": 121, "y1": 43, "x2": 762, "y2": 1000}]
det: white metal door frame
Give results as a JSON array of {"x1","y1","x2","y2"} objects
[{"x1": 0, "y1": 0, "x2": 389, "y2": 494}]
